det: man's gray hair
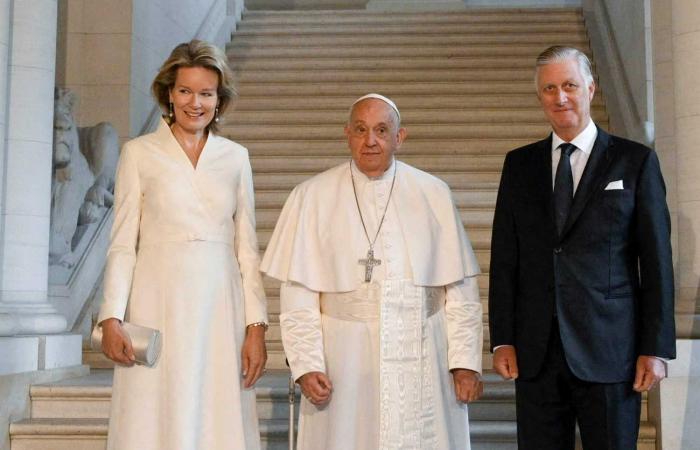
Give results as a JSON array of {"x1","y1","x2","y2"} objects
[{"x1": 534, "y1": 46, "x2": 594, "y2": 90}]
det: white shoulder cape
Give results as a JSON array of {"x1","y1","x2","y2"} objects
[{"x1": 261, "y1": 161, "x2": 480, "y2": 292}]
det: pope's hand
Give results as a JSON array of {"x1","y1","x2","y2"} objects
[
  {"x1": 452, "y1": 368, "x2": 483, "y2": 403},
  {"x1": 298, "y1": 371, "x2": 333, "y2": 406},
  {"x1": 100, "y1": 318, "x2": 135, "y2": 366},
  {"x1": 493, "y1": 345, "x2": 519, "y2": 380},
  {"x1": 242, "y1": 325, "x2": 267, "y2": 388}
]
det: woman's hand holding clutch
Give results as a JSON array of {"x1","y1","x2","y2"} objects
[
  {"x1": 241, "y1": 324, "x2": 267, "y2": 388},
  {"x1": 100, "y1": 318, "x2": 136, "y2": 366}
]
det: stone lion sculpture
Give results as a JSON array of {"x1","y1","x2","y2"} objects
[{"x1": 50, "y1": 88, "x2": 119, "y2": 268}]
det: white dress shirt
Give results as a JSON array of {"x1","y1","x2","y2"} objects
[{"x1": 551, "y1": 119, "x2": 598, "y2": 193}]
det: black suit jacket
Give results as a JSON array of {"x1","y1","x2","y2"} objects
[{"x1": 488, "y1": 127, "x2": 676, "y2": 383}]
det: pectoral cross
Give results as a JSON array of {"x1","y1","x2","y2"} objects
[{"x1": 358, "y1": 247, "x2": 382, "y2": 282}]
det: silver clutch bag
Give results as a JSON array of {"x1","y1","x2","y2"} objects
[{"x1": 91, "y1": 322, "x2": 162, "y2": 367}]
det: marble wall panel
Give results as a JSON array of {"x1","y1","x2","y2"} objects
[
  {"x1": 82, "y1": 0, "x2": 132, "y2": 34},
  {"x1": 81, "y1": 33, "x2": 131, "y2": 86}
]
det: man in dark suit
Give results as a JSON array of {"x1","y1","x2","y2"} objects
[{"x1": 489, "y1": 45, "x2": 676, "y2": 449}]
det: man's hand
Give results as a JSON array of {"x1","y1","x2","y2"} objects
[
  {"x1": 633, "y1": 355, "x2": 666, "y2": 392},
  {"x1": 493, "y1": 345, "x2": 519, "y2": 380},
  {"x1": 241, "y1": 325, "x2": 267, "y2": 388},
  {"x1": 452, "y1": 369, "x2": 483, "y2": 403},
  {"x1": 298, "y1": 371, "x2": 333, "y2": 406},
  {"x1": 100, "y1": 318, "x2": 135, "y2": 366}
]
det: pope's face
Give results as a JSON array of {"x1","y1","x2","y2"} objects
[
  {"x1": 536, "y1": 58, "x2": 595, "y2": 142},
  {"x1": 169, "y1": 66, "x2": 219, "y2": 136},
  {"x1": 344, "y1": 99, "x2": 406, "y2": 177}
]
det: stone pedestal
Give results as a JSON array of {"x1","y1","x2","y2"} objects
[
  {"x1": 0, "y1": 335, "x2": 81, "y2": 376},
  {"x1": 651, "y1": 340, "x2": 700, "y2": 449}
]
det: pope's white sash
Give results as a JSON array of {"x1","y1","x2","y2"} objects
[{"x1": 379, "y1": 279, "x2": 441, "y2": 450}]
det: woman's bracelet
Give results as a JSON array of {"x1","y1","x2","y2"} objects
[{"x1": 247, "y1": 321, "x2": 268, "y2": 331}]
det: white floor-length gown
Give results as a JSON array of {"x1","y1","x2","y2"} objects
[{"x1": 98, "y1": 119, "x2": 267, "y2": 450}]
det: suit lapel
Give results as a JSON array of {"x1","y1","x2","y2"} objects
[
  {"x1": 560, "y1": 127, "x2": 615, "y2": 238},
  {"x1": 535, "y1": 136, "x2": 555, "y2": 226}
]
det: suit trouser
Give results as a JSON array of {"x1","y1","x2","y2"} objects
[{"x1": 514, "y1": 322, "x2": 641, "y2": 450}]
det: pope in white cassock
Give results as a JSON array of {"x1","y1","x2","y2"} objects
[{"x1": 261, "y1": 94, "x2": 484, "y2": 450}]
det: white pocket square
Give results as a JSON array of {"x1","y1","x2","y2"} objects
[{"x1": 605, "y1": 180, "x2": 624, "y2": 190}]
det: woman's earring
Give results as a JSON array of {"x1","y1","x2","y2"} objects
[
  {"x1": 214, "y1": 107, "x2": 220, "y2": 123},
  {"x1": 168, "y1": 102, "x2": 174, "y2": 118}
]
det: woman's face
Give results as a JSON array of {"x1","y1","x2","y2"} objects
[{"x1": 169, "y1": 66, "x2": 219, "y2": 135}]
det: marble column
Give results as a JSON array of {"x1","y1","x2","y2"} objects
[
  {"x1": 647, "y1": 0, "x2": 700, "y2": 448},
  {"x1": 0, "y1": 0, "x2": 8, "y2": 239},
  {"x1": 0, "y1": 0, "x2": 67, "y2": 337},
  {"x1": 671, "y1": 0, "x2": 700, "y2": 338}
]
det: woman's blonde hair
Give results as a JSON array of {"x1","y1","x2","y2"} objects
[{"x1": 152, "y1": 40, "x2": 236, "y2": 133}]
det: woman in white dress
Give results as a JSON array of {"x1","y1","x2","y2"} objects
[{"x1": 97, "y1": 40, "x2": 268, "y2": 450}]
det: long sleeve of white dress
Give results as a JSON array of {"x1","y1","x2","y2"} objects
[
  {"x1": 98, "y1": 143, "x2": 142, "y2": 323},
  {"x1": 279, "y1": 281, "x2": 326, "y2": 381},
  {"x1": 445, "y1": 275, "x2": 483, "y2": 374},
  {"x1": 234, "y1": 151, "x2": 268, "y2": 326}
]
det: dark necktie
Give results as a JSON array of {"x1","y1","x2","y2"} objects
[{"x1": 553, "y1": 143, "x2": 577, "y2": 235}]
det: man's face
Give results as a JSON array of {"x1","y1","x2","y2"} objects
[
  {"x1": 536, "y1": 59, "x2": 595, "y2": 142},
  {"x1": 344, "y1": 99, "x2": 406, "y2": 177}
]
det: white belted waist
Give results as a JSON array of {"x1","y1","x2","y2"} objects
[
  {"x1": 319, "y1": 280, "x2": 445, "y2": 322},
  {"x1": 139, "y1": 231, "x2": 232, "y2": 247}
]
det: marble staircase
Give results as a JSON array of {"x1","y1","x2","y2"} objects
[
  {"x1": 226, "y1": 7, "x2": 602, "y2": 371},
  {"x1": 9, "y1": 370, "x2": 655, "y2": 450},
  {"x1": 10, "y1": 7, "x2": 659, "y2": 450}
]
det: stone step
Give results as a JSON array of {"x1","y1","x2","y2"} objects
[
  {"x1": 224, "y1": 123, "x2": 553, "y2": 140},
  {"x1": 9, "y1": 417, "x2": 656, "y2": 450},
  {"x1": 260, "y1": 272, "x2": 492, "y2": 294},
  {"x1": 256, "y1": 206, "x2": 494, "y2": 229},
  {"x1": 240, "y1": 9, "x2": 583, "y2": 25},
  {"x1": 241, "y1": 139, "x2": 520, "y2": 156},
  {"x1": 263, "y1": 298, "x2": 493, "y2": 325},
  {"x1": 243, "y1": 0, "x2": 368, "y2": 11},
  {"x1": 230, "y1": 108, "x2": 607, "y2": 124},
  {"x1": 236, "y1": 68, "x2": 566, "y2": 83},
  {"x1": 230, "y1": 33, "x2": 589, "y2": 47},
  {"x1": 12, "y1": 366, "x2": 654, "y2": 449},
  {"x1": 249, "y1": 171, "x2": 502, "y2": 190},
  {"x1": 256, "y1": 224, "x2": 493, "y2": 249},
  {"x1": 228, "y1": 43, "x2": 590, "y2": 59},
  {"x1": 235, "y1": 80, "x2": 599, "y2": 96},
  {"x1": 229, "y1": 44, "x2": 590, "y2": 59},
  {"x1": 260, "y1": 282, "x2": 493, "y2": 307},
  {"x1": 25, "y1": 370, "x2": 526, "y2": 421},
  {"x1": 253, "y1": 188, "x2": 497, "y2": 210},
  {"x1": 231, "y1": 95, "x2": 605, "y2": 110},
  {"x1": 249, "y1": 154, "x2": 506, "y2": 173},
  {"x1": 20, "y1": 370, "x2": 651, "y2": 420},
  {"x1": 236, "y1": 22, "x2": 583, "y2": 35},
  {"x1": 29, "y1": 371, "x2": 113, "y2": 420},
  {"x1": 232, "y1": 56, "x2": 552, "y2": 71},
  {"x1": 10, "y1": 418, "x2": 106, "y2": 450}
]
